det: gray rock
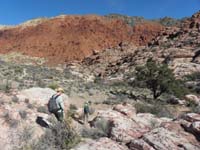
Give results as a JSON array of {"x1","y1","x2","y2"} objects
[{"x1": 143, "y1": 127, "x2": 200, "y2": 150}]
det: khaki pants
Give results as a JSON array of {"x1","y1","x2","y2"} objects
[
  {"x1": 84, "y1": 113, "x2": 89, "y2": 123},
  {"x1": 54, "y1": 110, "x2": 64, "y2": 122}
]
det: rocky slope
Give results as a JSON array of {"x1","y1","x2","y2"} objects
[
  {"x1": 0, "y1": 15, "x2": 164, "y2": 64},
  {"x1": 1, "y1": 88, "x2": 200, "y2": 150},
  {"x1": 74, "y1": 103, "x2": 200, "y2": 150},
  {"x1": 80, "y1": 11, "x2": 200, "y2": 79},
  {"x1": 0, "y1": 11, "x2": 200, "y2": 150}
]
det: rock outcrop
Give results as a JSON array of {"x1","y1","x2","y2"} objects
[
  {"x1": 80, "y1": 11, "x2": 200, "y2": 79},
  {"x1": 73, "y1": 103, "x2": 200, "y2": 150},
  {"x1": 0, "y1": 87, "x2": 69, "y2": 150}
]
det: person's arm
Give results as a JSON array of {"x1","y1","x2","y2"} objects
[{"x1": 58, "y1": 96, "x2": 64, "y2": 111}]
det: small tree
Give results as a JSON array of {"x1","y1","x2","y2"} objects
[{"x1": 135, "y1": 58, "x2": 180, "y2": 99}]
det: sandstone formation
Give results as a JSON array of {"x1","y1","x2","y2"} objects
[{"x1": 0, "y1": 15, "x2": 164, "y2": 64}]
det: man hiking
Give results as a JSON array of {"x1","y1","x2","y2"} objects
[
  {"x1": 48, "y1": 87, "x2": 65, "y2": 122},
  {"x1": 83, "y1": 101, "x2": 91, "y2": 124}
]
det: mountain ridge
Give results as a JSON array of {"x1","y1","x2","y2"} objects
[{"x1": 0, "y1": 14, "x2": 164, "y2": 64}]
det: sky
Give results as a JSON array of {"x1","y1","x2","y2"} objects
[{"x1": 0, "y1": 0, "x2": 199, "y2": 25}]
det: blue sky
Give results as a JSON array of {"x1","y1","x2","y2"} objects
[{"x1": 0, "y1": 0, "x2": 199, "y2": 25}]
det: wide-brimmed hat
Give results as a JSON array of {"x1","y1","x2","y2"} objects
[{"x1": 56, "y1": 87, "x2": 64, "y2": 93}]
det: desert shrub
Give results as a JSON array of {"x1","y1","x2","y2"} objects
[
  {"x1": 67, "y1": 104, "x2": 78, "y2": 118},
  {"x1": 3, "y1": 112, "x2": 19, "y2": 128},
  {"x1": 0, "y1": 80, "x2": 11, "y2": 93},
  {"x1": 93, "y1": 118, "x2": 112, "y2": 135},
  {"x1": 12, "y1": 96, "x2": 19, "y2": 103},
  {"x1": 0, "y1": 98, "x2": 5, "y2": 105},
  {"x1": 37, "y1": 79, "x2": 46, "y2": 88},
  {"x1": 191, "y1": 105, "x2": 200, "y2": 114},
  {"x1": 184, "y1": 72, "x2": 200, "y2": 94},
  {"x1": 135, "y1": 58, "x2": 187, "y2": 99},
  {"x1": 69, "y1": 104, "x2": 77, "y2": 110},
  {"x1": 27, "y1": 103, "x2": 34, "y2": 109},
  {"x1": 82, "y1": 118, "x2": 111, "y2": 139},
  {"x1": 185, "y1": 72, "x2": 200, "y2": 81},
  {"x1": 48, "y1": 82, "x2": 59, "y2": 90},
  {"x1": 185, "y1": 100, "x2": 200, "y2": 113},
  {"x1": 94, "y1": 76, "x2": 104, "y2": 84},
  {"x1": 19, "y1": 110, "x2": 27, "y2": 119},
  {"x1": 37, "y1": 106, "x2": 49, "y2": 114},
  {"x1": 31, "y1": 120, "x2": 80, "y2": 150},
  {"x1": 24, "y1": 98, "x2": 29, "y2": 103},
  {"x1": 135, "y1": 103, "x2": 173, "y2": 118},
  {"x1": 102, "y1": 99, "x2": 120, "y2": 105},
  {"x1": 14, "y1": 66, "x2": 23, "y2": 74},
  {"x1": 82, "y1": 127, "x2": 108, "y2": 139},
  {"x1": 15, "y1": 126, "x2": 34, "y2": 150},
  {"x1": 168, "y1": 79, "x2": 189, "y2": 98}
]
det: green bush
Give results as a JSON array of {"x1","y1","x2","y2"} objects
[
  {"x1": 82, "y1": 118, "x2": 112, "y2": 139},
  {"x1": 3, "y1": 112, "x2": 19, "y2": 128},
  {"x1": 19, "y1": 110, "x2": 27, "y2": 119},
  {"x1": 16, "y1": 119, "x2": 80, "y2": 150},
  {"x1": 185, "y1": 72, "x2": 200, "y2": 81},
  {"x1": 12, "y1": 96, "x2": 19, "y2": 103},
  {"x1": 15, "y1": 126, "x2": 34, "y2": 150},
  {"x1": 32, "y1": 121, "x2": 80, "y2": 150},
  {"x1": 82, "y1": 127, "x2": 108, "y2": 139},
  {"x1": 48, "y1": 82, "x2": 59, "y2": 90},
  {"x1": 27, "y1": 103, "x2": 35, "y2": 109},
  {"x1": 69, "y1": 104, "x2": 77, "y2": 110},
  {"x1": 184, "y1": 72, "x2": 200, "y2": 94},
  {"x1": 185, "y1": 100, "x2": 200, "y2": 113},
  {"x1": 135, "y1": 58, "x2": 187, "y2": 99},
  {"x1": 37, "y1": 106, "x2": 49, "y2": 114},
  {"x1": 0, "y1": 80, "x2": 11, "y2": 93}
]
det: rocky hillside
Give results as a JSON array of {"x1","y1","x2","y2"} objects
[
  {"x1": 0, "y1": 11, "x2": 200, "y2": 150},
  {"x1": 80, "y1": 11, "x2": 200, "y2": 79},
  {"x1": 74, "y1": 103, "x2": 200, "y2": 150},
  {"x1": 0, "y1": 15, "x2": 164, "y2": 64}
]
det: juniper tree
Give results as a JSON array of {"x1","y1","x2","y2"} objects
[{"x1": 135, "y1": 58, "x2": 186, "y2": 99}]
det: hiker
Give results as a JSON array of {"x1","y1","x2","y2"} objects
[
  {"x1": 48, "y1": 88, "x2": 65, "y2": 122},
  {"x1": 83, "y1": 101, "x2": 91, "y2": 123}
]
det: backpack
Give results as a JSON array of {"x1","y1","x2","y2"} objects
[
  {"x1": 48, "y1": 94, "x2": 60, "y2": 113},
  {"x1": 83, "y1": 103, "x2": 90, "y2": 114}
]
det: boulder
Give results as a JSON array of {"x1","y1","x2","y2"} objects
[
  {"x1": 143, "y1": 127, "x2": 200, "y2": 150},
  {"x1": 162, "y1": 120, "x2": 200, "y2": 146},
  {"x1": 92, "y1": 109, "x2": 149, "y2": 143},
  {"x1": 73, "y1": 138, "x2": 129, "y2": 150}
]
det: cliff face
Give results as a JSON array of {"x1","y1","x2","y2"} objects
[{"x1": 0, "y1": 15, "x2": 164, "y2": 64}]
